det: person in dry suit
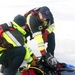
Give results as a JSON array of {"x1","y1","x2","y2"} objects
[
  {"x1": 24, "y1": 6, "x2": 55, "y2": 56},
  {"x1": 0, "y1": 14, "x2": 38, "y2": 75}
]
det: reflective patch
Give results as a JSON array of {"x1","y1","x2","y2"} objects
[{"x1": 38, "y1": 26, "x2": 43, "y2": 30}]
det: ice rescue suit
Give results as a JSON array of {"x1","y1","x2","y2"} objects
[
  {"x1": 24, "y1": 7, "x2": 55, "y2": 55},
  {"x1": 0, "y1": 22, "x2": 33, "y2": 75}
]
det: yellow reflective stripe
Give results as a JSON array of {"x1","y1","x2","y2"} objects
[
  {"x1": 38, "y1": 43, "x2": 45, "y2": 51},
  {"x1": 26, "y1": 14, "x2": 31, "y2": 26},
  {"x1": 29, "y1": 50, "x2": 33, "y2": 56},
  {"x1": 24, "y1": 43, "x2": 33, "y2": 64},
  {"x1": 25, "y1": 43, "x2": 33, "y2": 56},
  {"x1": 33, "y1": 32, "x2": 45, "y2": 50},
  {"x1": 26, "y1": 14, "x2": 32, "y2": 32},
  {"x1": 28, "y1": 48, "x2": 33, "y2": 56},
  {"x1": 46, "y1": 24, "x2": 55, "y2": 33},
  {"x1": 43, "y1": 21, "x2": 47, "y2": 26},
  {"x1": 25, "y1": 56, "x2": 32, "y2": 64},
  {"x1": 3, "y1": 32, "x2": 17, "y2": 46},
  {"x1": 0, "y1": 47, "x2": 4, "y2": 56},
  {"x1": 26, "y1": 14, "x2": 31, "y2": 25},
  {"x1": 12, "y1": 21, "x2": 26, "y2": 35},
  {"x1": 0, "y1": 52, "x2": 3, "y2": 56},
  {"x1": 0, "y1": 47, "x2": 6, "y2": 51}
]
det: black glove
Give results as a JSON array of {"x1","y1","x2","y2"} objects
[{"x1": 41, "y1": 52, "x2": 57, "y2": 69}]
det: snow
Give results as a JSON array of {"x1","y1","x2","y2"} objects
[{"x1": 0, "y1": 0, "x2": 75, "y2": 74}]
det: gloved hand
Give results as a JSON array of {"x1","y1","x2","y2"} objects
[
  {"x1": 30, "y1": 55, "x2": 39, "y2": 67},
  {"x1": 32, "y1": 55, "x2": 38, "y2": 61},
  {"x1": 42, "y1": 30, "x2": 49, "y2": 43},
  {"x1": 31, "y1": 59, "x2": 39, "y2": 67},
  {"x1": 42, "y1": 52, "x2": 57, "y2": 68}
]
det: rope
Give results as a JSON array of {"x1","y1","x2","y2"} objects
[
  {"x1": 20, "y1": 65, "x2": 44, "y2": 74},
  {"x1": 29, "y1": 66, "x2": 44, "y2": 74}
]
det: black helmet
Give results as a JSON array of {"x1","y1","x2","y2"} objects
[{"x1": 13, "y1": 14, "x2": 26, "y2": 26}]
